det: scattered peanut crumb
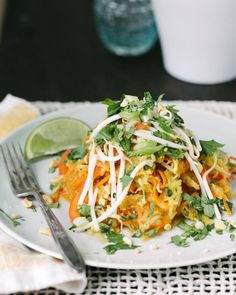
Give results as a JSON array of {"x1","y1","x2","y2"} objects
[
  {"x1": 50, "y1": 175, "x2": 64, "y2": 185},
  {"x1": 134, "y1": 247, "x2": 142, "y2": 254},
  {"x1": 195, "y1": 221, "x2": 204, "y2": 230},
  {"x1": 123, "y1": 236, "x2": 132, "y2": 246},
  {"x1": 43, "y1": 194, "x2": 53, "y2": 204},
  {"x1": 214, "y1": 219, "x2": 226, "y2": 231},
  {"x1": 50, "y1": 159, "x2": 58, "y2": 168},
  {"x1": 21, "y1": 198, "x2": 33, "y2": 208},
  {"x1": 39, "y1": 227, "x2": 51, "y2": 236},
  {"x1": 164, "y1": 223, "x2": 171, "y2": 231},
  {"x1": 10, "y1": 213, "x2": 19, "y2": 219},
  {"x1": 202, "y1": 248, "x2": 210, "y2": 255},
  {"x1": 98, "y1": 198, "x2": 106, "y2": 206},
  {"x1": 149, "y1": 244, "x2": 159, "y2": 251}
]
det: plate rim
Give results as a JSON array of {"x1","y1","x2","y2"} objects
[{"x1": 0, "y1": 103, "x2": 236, "y2": 269}]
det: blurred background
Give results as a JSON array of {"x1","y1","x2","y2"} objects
[{"x1": 0, "y1": 0, "x2": 235, "y2": 102}]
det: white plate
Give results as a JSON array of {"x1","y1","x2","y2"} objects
[{"x1": 0, "y1": 104, "x2": 236, "y2": 269}]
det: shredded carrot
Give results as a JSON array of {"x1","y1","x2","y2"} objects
[
  {"x1": 149, "y1": 176, "x2": 159, "y2": 199},
  {"x1": 95, "y1": 174, "x2": 110, "y2": 188},
  {"x1": 183, "y1": 159, "x2": 190, "y2": 173},
  {"x1": 69, "y1": 180, "x2": 86, "y2": 221},
  {"x1": 58, "y1": 149, "x2": 72, "y2": 175},
  {"x1": 72, "y1": 171, "x2": 88, "y2": 189},
  {"x1": 69, "y1": 165, "x2": 104, "y2": 221},
  {"x1": 52, "y1": 189, "x2": 61, "y2": 203},
  {"x1": 159, "y1": 170, "x2": 167, "y2": 189},
  {"x1": 135, "y1": 123, "x2": 148, "y2": 130}
]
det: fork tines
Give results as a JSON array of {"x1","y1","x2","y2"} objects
[{"x1": 0, "y1": 143, "x2": 39, "y2": 196}]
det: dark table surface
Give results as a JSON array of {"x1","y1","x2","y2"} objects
[{"x1": 0, "y1": 0, "x2": 235, "y2": 103}]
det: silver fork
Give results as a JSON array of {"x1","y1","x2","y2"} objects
[{"x1": 0, "y1": 143, "x2": 86, "y2": 274}]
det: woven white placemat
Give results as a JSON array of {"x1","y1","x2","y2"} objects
[{"x1": 20, "y1": 100, "x2": 236, "y2": 295}]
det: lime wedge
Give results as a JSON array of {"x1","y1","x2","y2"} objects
[{"x1": 24, "y1": 117, "x2": 90, "y2": 160}]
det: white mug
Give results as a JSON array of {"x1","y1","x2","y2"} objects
[{"x1": 151, "y1": 0, "x2": 236, "y2": 84}]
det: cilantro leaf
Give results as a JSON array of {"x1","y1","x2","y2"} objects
[
  {"x1": 182, "y1": 193, "x2": 202, "y2": 211},
  {"x1": 200, "y1": 140, "x2": 224, "y2": 156},
  {"x1": 153, "y1": 130, "x2": 172, "y2": 141},
  {"x1": 78, "y1": 204, "x2": 91, "y2": 218},
  {"x1": 120, "y1": 138, "x2": 131, "y2": 152},
  {"x1": 172, "y1": 221, "x2": 214, "y2": 248},
  {"x1": 178, "y1": 221, "x2": 214, "y2": 241},
  {"x1": 202, "y1": 203, "x2": 215, "y2": 218},
  {"x1": 141, "y1": 92, "x2": 155, "y2": 114},
  {"x1": 120, "y1": 175, "x2": 133, "y2": 188},
  {"x1": 157, "y1": 147, "x2": 185, "y2": 160},
  {"x1": 171, "y1": 235, "x2": 189, "y2": 247},
  {"x1": 128, "y1": 141, "x2": 163, "y2": 157},
  {"x1": 166, "y1": 105, "x2": 184, "y2": 127},
  {"x1": 119, "y1": 111, "x2": 140, "y2": 121},
  {"x1": 100, "y1": 224, "x2": 138, "y2": 255},
  {"x1": 95, "y1": 126, "x2": 113, "y2": 144},
  {"x1": 104, "y1": 243, "x2": 137, "y2": 255},
  {"x1": 152, "y1": 116, "x2": 174, "y2": 134},
  {"x1": 182, "y1": 193, "x2": 216, "y2": 218},
  {"x1": 102, "y1": 98, "x2": 121, "y2": 116},
  {"x1": 68, "y1": 146, "x2": 86, "y2": 162}
]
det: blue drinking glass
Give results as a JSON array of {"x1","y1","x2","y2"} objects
[{"x1": 93, "y1": 0, "x2": 158, "y2": 56}]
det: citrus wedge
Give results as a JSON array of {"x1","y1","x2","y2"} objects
[{"x1": 24, "y1": 117, "x2": 90, "y2": 160}]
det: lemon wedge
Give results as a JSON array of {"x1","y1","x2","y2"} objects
[{"x1": 0, "y1": 94, "x2": 40, "y2": 139}]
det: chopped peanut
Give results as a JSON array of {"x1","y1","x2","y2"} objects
[
  {"x1": 149, "y1": 244, "x2": 159, "y2": 251},
  {"x1": 134, "y1": 247, "x2": 142, "y2": 254},
  {"x1": 164, "y1": 224, "x2": 172, "y2": 231},
  {"x1": 43, "y1": 194, "x2": 53, "y2": 204},
  {"x1": 39, "y1": 227, "x2": 51, "y2": 236},
  {"x1": 22, "y1": 198, "x2": 33, "y2": 208}
]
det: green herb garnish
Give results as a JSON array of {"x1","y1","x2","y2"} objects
[
  {"x1": 0, "y1": 208, "x2": 22, "y2": 227},
  {"x1": 182, "y1": 193, "x2": 220, "y2": 218},
  {"x1": 68, "y1": 146, "x2": 87, "y2": 161},
  {"x1": 171, "y1": 235, "x2": 189, "y2": 247},
  {"x1": 128, "y1": 141, "x2": 163, "y2": 157},
  {"x1": 78, "y1": 204, "x2": 91, "y2": 218},
  {"x1": 100, "y1": 224, "x2": 137, "y2": 255},
  {"x1": 153, "y1": 130, "x2": 172, "y2": 141},
  {"x1": 200, "y1": 140, "x2": 224, "y2": 156},
  {"x1": 166, "y1": 105, "x2": 184, "y2": 127},
  {"x1": 171, "y1": 221, "x2": 214, "y2": 247},
  {"x1": 102, "y1": 98, "x2": 121, "y2": 117}
]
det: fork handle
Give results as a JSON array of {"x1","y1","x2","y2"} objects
[{"x1": 32, "y1": 191, "x2": 86, "y2": 274}]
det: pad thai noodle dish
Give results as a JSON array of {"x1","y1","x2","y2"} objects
[{"x1": 49, "y1": 93, "x2": 236, "y2": 253}]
